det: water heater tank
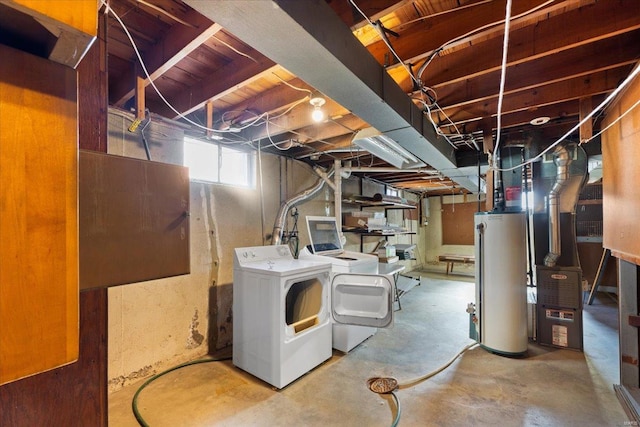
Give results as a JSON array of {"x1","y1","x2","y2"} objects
[{"x1": 474, "y1": 212, "x2": 528, "y2": 355}]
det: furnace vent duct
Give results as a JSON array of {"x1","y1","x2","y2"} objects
[
  {"x1": 271, "y1": 167, "x2": 334, "y2": 246},
  {"x1": 544, "y1": 145, "x2": 571, "y2": 267}
]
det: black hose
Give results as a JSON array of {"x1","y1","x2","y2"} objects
[{"x1": 131, "y1": 356, "x2": 231, "y2": 427}]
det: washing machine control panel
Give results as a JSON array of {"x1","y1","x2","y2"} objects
[{"x1": 234, "y1": 245, "x2": 293, "y2": 266}]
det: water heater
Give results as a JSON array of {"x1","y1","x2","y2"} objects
[{"x1": 471, "y1": 212, "x2": 528, "y2": 355}]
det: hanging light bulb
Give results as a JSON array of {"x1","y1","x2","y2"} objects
[{"x1": 309, "y1": 95, "x2": 326, "y2": 123}]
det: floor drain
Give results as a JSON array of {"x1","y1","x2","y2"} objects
[{"x1": 367, "y1": 377, "x2": 398, "y2": 394}]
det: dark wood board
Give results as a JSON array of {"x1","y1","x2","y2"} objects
[{"x1": 79, "y1": 150, "x2": 190, "y2": 289}]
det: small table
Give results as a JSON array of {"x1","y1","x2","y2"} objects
[{"x1": 377, "y1": 263, "x2": 405, "y2": 311}]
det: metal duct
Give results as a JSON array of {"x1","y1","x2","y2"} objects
[
  {"x1": 544, "y1": 145, "x2": 571, "y2": 267},
  {"x1": 271, "y1": 167, "x2": 334, "y2": 246},
  {"x1": 184, "y1": 0, "x2": 487, "y2": 193}
]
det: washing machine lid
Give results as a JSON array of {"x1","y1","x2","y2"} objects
[{"x1": 331, "y1": 273, "x2": 393, "y2": 328}]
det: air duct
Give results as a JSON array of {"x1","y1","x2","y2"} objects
[
  {"x1": 185, "y1": 0, "x2": 488, "y2": 192},
  {"x1": 544, "y1": 145, "x2": 571, "y2": 267},
  {"x1": 271, "y1": 167, "x2": 334, "y2": 245}
]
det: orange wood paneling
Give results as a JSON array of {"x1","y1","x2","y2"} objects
[
  {"x1": 0, "y1": 44, "x2": 78, "y2": 385},
  {"x1": 9, "y1": 0, "x2": 97, "y2": 36},
  {"x1": 602, "y1": 63, "x2": 640, "y2": 264}
]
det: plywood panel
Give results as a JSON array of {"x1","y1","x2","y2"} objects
[
  {"x1": 79, "y1": 151, "x2": 190, "y2": 289},
  {"x1": 602, "y1": 64, "x2": 640, "y2": 264},
  {"x1": 442, "y1": 201, "x2": 486, "y2": 245},
  {"x1": 0, "y1": 44, "x2": 78, "y2": 385}
]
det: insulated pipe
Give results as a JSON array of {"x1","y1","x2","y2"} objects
[
  {"x1": 271, "y1": 167, "x2": 334, "y2": 246},
  {"x1": 544, "y1": 145, "x2": 571, "y2": 267}
]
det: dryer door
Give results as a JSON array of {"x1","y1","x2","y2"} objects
[{"x1": 331, "y1": 273, "x2": 393, "y2": 328}]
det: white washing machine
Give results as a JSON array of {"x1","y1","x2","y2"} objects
[
  {"x1": 233, "y1": 245, "x2": 394, "y2": 388},
  {"x1": 299, "y1": 216, "x2": 384, "y2": 353}
]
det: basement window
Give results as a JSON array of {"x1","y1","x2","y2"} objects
[{"x1": 183, "y1": 137, "x2": 255, "y2": 187}]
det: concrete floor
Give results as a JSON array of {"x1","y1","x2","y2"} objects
[{"x1": 109, "y1": 273, "x2": 628, "y2": 426}]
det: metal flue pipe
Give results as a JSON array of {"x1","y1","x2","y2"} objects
[
  {"x1": 271, "y1": 167, "x2": 334, "y2": 245},
  {"x1": 544, "y1": 145, "x2": 571, "y2": 267}
]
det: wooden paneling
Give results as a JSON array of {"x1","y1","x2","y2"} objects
[
  {"x1": 8, "y1": 0, "x2": 97, "y2": 36},
  {"x1": 79, "y1": 151, "x2": 190, "y2": 289},
  {"x1": 602, "y1": 63, "x2": 640, "y2": 264},
  {"x1": 0, "y1": 288, "x2": 107, "y2": 427},
  {"x1": 0, "y1": 44, "x2": 78, "y2": 385},
  {"x1": 1, "y1": 16, "x2": 108, "y2": 425},
  {"x1": 0, "y1": 0, "x2": 97, "y2": 68}
]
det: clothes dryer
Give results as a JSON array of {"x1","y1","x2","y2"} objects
[
  {"x1": 233, "y1": 245, "x2": 394, "y2": 388},
  {"x1": 299, "y1": 216, "x2": 384, "y2": 352}
]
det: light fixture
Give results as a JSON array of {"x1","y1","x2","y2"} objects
[
  {"x1": 309, "y1": 95, "x2": 326, "y2": 123},
  {"x1": 530, "y1": 116, "x2": 550, "y2": 126},
  {"x1": 352, "y1": 127, "x2": 425, "y2": 169}
]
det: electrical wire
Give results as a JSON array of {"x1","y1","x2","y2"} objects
[
  {"x1": 394, "y1": 0, "x2": 493, "y2": 30},
  {"x1": 102, "y1": 0, "x2": 260, "y2": 136},
  {"x1": 272, "y1": 72, "x2": 313, "y2": 96},
  {"x1": 348, "y1": 0, "x2": 425, "y2": 97},
  {"x1": 582, "y1": 97, "x2": 640, "y2": 145},
  {"x1": 211, "y1": 34, "x2": 259, "y2": 63},
  {"x1": 131, "y1": 356, "x2": 231, "y2": 427},
  {"x1": 415, "y1": 0, "x2": 555, "y2": 82},
  {"x1": 493, "y1": 0, "x2": 513, "y2": 156},
  {"x1": 494, "y1": 62, "x2": 640, "y2": 173}
]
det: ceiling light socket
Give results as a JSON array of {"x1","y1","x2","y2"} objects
[
  {"x1": 310, "y1": 95, "x2": 326, "y2": 123},
  {"x1": 530, "y1": 116, "x2": 550, "y2": 126},
  {"x1": 309, "y1": 96, "x2": 326, "y2": 108}
]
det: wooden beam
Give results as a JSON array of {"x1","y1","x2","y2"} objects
[
  {"x1": 151, "y1": 55, "x2": 277, "y2": 119},
  {"x1": 431, "y1": 35, "x2": 640, "y2": 110},
  {"x1": 240, "y1": 100, "x2": 353, "y2": 142},
  {"x1": 205, "y1": 101, "x2": 214, "y2": 138},
  {"x1": 329, "y1": 0, "x2": 410, "y2": 30},
  {"x1": 366, "y1": 0, "x2": 586, "y2": 67},
  {"x1": 387, "y1": 0, "x2": 640, "y2": 91},
  {"x1": 110, "y1": 10, "x2": 222, "y2": 106},
  {"x1": 579, "y1": 97, "x2": 593, "y2": 144},
  {"x1": 438, "y1": 67, "x2": 630, "y2": 128}
]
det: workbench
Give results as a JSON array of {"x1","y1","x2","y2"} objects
[{"x1": 438, "y1": 254, "x2": 475, "y2": 275}]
